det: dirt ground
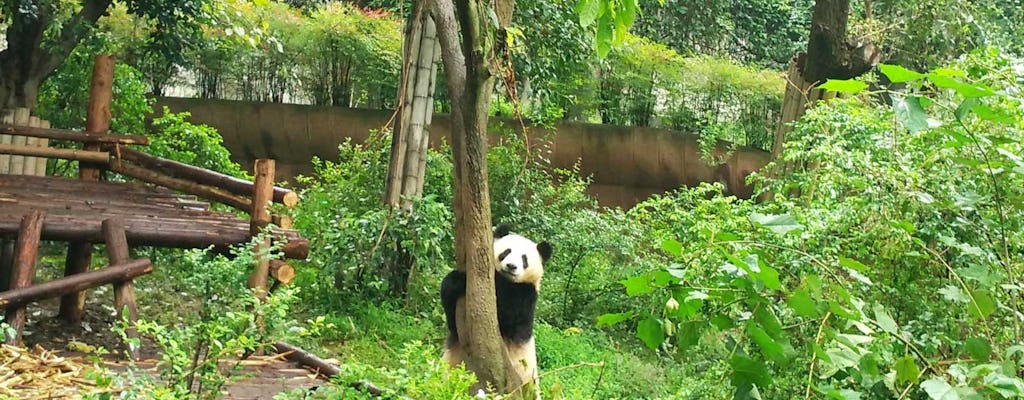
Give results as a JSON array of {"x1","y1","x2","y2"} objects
[{"x1": 15, "y1": 297, "x2": 325, "y2": 399}]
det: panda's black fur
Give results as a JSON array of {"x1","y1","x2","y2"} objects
[{"x1": 440, "y1": 224, "x2": 552, "y2": 393}]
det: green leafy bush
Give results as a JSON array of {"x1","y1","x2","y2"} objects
[{"x1": 601, "y1": 48, "x2": 1024, "y2": 399}]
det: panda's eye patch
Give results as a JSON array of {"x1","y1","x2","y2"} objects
[
  {"x1": 498, "y1": 249, "x2": 511, "y2": 262},
  {"x1": 522, "y1": 255, "x2": 529, "y2": 269}
]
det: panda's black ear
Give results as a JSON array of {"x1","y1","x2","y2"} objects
[
  {"x1": 494, "y1": 224, "x2": 511, "y2": 238},
  {"x1": 537, "y1": 241, "x2": 553, "y2": 262}
]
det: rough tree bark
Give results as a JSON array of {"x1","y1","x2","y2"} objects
[
  {"x1": 383, "y1": 0, "x2": 442, "y2": 212},
  {"x1": 0, "y1": 0, "x2": 114, "y2": 109},
  {"x1": 431, "y1": 0, "x2": 524, "y2": 394}
]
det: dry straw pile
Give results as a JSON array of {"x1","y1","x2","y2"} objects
[{"x1": 0, "y1": 343, "x2": 120, "y2": 399}]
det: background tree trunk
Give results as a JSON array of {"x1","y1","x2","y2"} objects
[
  {"x1": 384, "y1": 0, "x2": 442, "y2": 211},
  {"x1": 431, "y1": 0, "x2": 524, "y2": 393}
]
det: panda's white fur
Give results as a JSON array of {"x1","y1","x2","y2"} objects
[{"x1": 440, "y1": 224, "x2": 551, "y2": 396}]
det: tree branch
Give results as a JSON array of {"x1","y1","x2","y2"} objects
[
  {"x1": 40, "y1": 0, "x2": 114, "y2": 77},
  {"x1": 430, "y1": 0, "x2": 466, "y2": 101}
]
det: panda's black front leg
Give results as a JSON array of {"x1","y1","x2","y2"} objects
[{"x1": 440, "y1": 270, "x2": 467, "y2": 342}]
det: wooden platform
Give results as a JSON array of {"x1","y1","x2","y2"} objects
[{"x1": 0, "y1": 174, "x2": 308, "y2": 260}]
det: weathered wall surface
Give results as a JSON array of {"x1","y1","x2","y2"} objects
[{"x1": 154, "y1": 97, "x2": 771, "y2": 208}]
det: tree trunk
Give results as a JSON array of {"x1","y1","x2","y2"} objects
[
  {"x1": 432, "y1": 0, "x2": 524, "y2": 394},
  {"x1": 0, "y1": 0, "x2": 114, "y2": 109},
  {"x1": 384, "y1": 0, "x2": 442, "y2": 211}
]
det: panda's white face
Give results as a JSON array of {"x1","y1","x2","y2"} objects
[{"x1": 493, "y1": 233, "x2": 547, "y2": 286}]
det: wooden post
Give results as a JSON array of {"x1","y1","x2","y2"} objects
[
  {"x1": 58, "y1": 244, "x2": 92, "y2": 322},
  {"x1": 102, "y1": 218, "x2": 140, "y2": 359},
  {"x1": 23, "y1": 115, "x2": 39, "y2": 176},
  {"x1": 5, "y1": 210, "x2": 44, "y2": 345},
  {"x1": 247, "y1": 159, "x2": 275, "y2": 299},
  {"x1": 248, "y1": 159, "x2": 274, "y2": 355},
  {"x1": 60, "y1": 54, "x2": 113, "y2": 322},
  {"x1": 0, "y1": 239, "x2": 12, "y2": 291},
  {"x1": 8, "y1": 108, "x2": 29, "y2": 175},
  {"x1": 82, "y1": 54, "x2": 114, "y2": 181}
]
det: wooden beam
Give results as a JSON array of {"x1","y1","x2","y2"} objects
[
  {"x1": 108, "y1": 160, "x2": 253, "y2": 212},
  {"x1": 115, "y1": 148, "x2": 297, "y2": 207},
  {"x1": 5, "y1": 210, "x2": 44, "y2": 345},
  {"x1": 0, "y1": 143, "x2": 109, "y2": 164},
  {"x1": 81, "y1": 54, "x2": 114, "y2": 181},
  {"x1": 0, "y1": 124, "x2": 150, "y2": 145},
  {"x1": 273, "y1": 341, "x2": 401, "y2": 398},
  {"x1": 0, "y1": 259, "x2": 151, "y2": 309},
  {"x1": 102, "y1": 218, "x2": 140, "y2": 360}
]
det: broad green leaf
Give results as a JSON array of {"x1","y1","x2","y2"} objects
[
  {"x1": 927, "y1": 74, "x2": 995, "y2": 98},
  {"x1": 729, "y1": 354, "x2": 773, "y2": 388},
  {"x1": 983, "y1": 373, "x2": 1024, "y2": 397},
  {"x1": 968, "y1": 289, "x2": 996, "y2": 320},
  {"x1": 788, "y1": 288, "x2": 820, "y2": 318},
  {"x1": 839, "y1": 257, "x2": 869, "y2": 272},
  {"x1": 749, "y1": 212, "x2": 803, "y2": 236},
  {"x1": 677, "y1": 320, "x2": 704, "y2": 351},
  {"x1": 747, "y1": 323, "x2": 790, "y2": 366},
  {"x1": 620, "y1": 275, "x2": 653, "y2": 296},
  {"x1": 754, "y1": 264, "x2": 782, "y2": 291},
  {"x1": 819, "y1": 79, "x2": 868, "y2": 94},
  {"x1": 754, "y1": 306, "x2": 783, "y2": 336},
  {"x1": 895, "y1": 355, "x2": 920, "y2": 385},
  {"x1": 596, "y1": 312, "x2": 633, "y2": 328},
  {"x1": 921, "y1": 378, "x2": 961, "y2": 400},
  {"x1": 879, "y1": 64, "x2": 925, "y2": 83},
  {"x1": 972, "y1": 104, "x2": 1016, "y2": 124},
  {"x1": 577, "y1": 0, "x2": 599, "y2": 26},
  {"x1": 894, "y1": 95, "x2": 929, "y2": 132},
  {"x1": 965, "y1": 337, "x2": 992, "y2": 362},
  {"x1": 955, "y1": 98, "x2": 980, "y2": 122},
  {"x1": 595, "y1": 12, "x2": 613, "y2": 57},
  {"x1": 661, "y1": 238, "x2": 683, "y2": 257},
  {"x1": 636, "y1": 317, "x2": 665, "y2": 349},
  {"x1": 858, "y1": 353, "x2": 880, "y2": 377},
  {"x1": 872, "y1": 304, "x2": 898, "y2": 335}
]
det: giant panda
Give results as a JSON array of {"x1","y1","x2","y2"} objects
[{"x1": 440, "y1": 224, "x2": 552, "y2": 394}]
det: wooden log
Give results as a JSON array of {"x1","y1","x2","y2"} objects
[
  {"x1": 5, "y1": 210, "x2": 44, "y2": 345},
  {"x1": 0, "y1": 239, "x2": 12, "y2": 291},
  {"x1": 108, "y1": 160, "x2": 252, "y2": 212},
  {"x1": 8, "y1": 108, "x2": 29, "y2": 175},
  {"x1": 248, "y1": 160, "x2": 275, "y2": 300},
  {"x1": 0, "y1": 110, "x2": 12, "y2": 173},
  {"x1": 115, "y1": 148, "x2": 297, "y2": 207},
  {"x1": 272, "y1": 214, "x2": 294, "y2": 230},
  {"x1": 0, "y1": 144, "x2": 110, "y2": 164},
  {"x1": 273, "y1": 341, "x2": 399, "y2": 398},
  {"x1": 269, "y1": 260, "x2": 295, "y2": 285},
  {"x1": 0, "y1": 124, "x2": 150, "y2": 145},
  {"x1": 0, "y1": 259, "x2": 151, "y2": 309},
  {"x1": 103, "y1": 218, "x2": 140, "y2": 360},
  {"x1": 58, "y1": 242, "x2": 93, "y2": 323},
  {"x1": 81, "y1": 54, "x2": 114, "y2": 181}
]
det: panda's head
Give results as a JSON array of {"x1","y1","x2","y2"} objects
[{"x1": 493, "y1": 224, "x2": 552, "y2": 288}]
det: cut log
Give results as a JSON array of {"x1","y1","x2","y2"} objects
[
  {"x1": 103, "y1": 218, "x2": 140, "y2": 360},
  {"x1": 0, "y1": 144, "x2": 110, "y2": 164},
  {"x1": 114, "y1": 148, "x2": 298, "y2": 207},
  {"x1": 108, "y1": 160, "x2": 252, "y2": 212},
  {"x1": 269, "y1": 260, "x2": 295, "y2": 285},
  {"x1": 272, "y1": 214, "x2": 294, "y2": 230},
  {"x1": 0, "y1": 109, "x2": 12, "y2": 174},
  {"x1": 0, "y1": 124, "x2": 149, "y2": 145},
  {"x1": 0, "y1": 259, "x2": 152, "y2": 309},
  {"x1": 248, "y1": 159, "x2": 275, "y2": 301},
  {"x1": 5, "y1": 210, "x2": 44, "y2": 345}
]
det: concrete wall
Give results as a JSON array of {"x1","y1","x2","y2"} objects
[{"x1": 154, "y1": 97, "x2": 771, "y2": 208}]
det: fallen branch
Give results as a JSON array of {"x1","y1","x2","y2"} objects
[{"x1": 273, "y1": 341, "x2": 407, "y2": 398}]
